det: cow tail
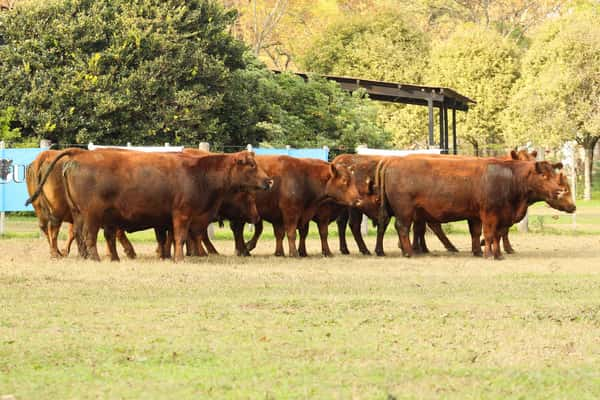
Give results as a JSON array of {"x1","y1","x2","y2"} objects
[
  {"x1": 24, "y1": 150, "x2": 74, "y2": 206},
  {"x1": 375, "y1": 158, "x2": 390, "y2": 227}
]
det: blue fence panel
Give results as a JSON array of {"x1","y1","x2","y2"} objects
[
  {"x1": 253, "y1": 147, "x2": 329, "y2": 161},
  {"x1": 0, "y1": 148, "x2": 44, "y2": 212}
]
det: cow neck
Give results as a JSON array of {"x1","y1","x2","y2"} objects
[
  {"x1": 192, "y1": 154, "x2": 232, "y2": 194},
  {"x1": 521, "y1": 162, "x2": 547, "y2": 205},
  {"x1": 312, "y1": 164, "x2": 332, "y2": 203}
]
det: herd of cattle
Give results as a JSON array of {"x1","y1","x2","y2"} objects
[{"x1": 25, "y1": 147, "x2": 576, "y2": 262}]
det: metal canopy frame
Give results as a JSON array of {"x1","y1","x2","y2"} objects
[{"x1": 273, "y1": 70, "x2": 476, "y2": 154}]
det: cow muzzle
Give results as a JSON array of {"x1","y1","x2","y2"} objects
[{"x1": 353, "y1": 198, "x2": 362, "y2": 208}]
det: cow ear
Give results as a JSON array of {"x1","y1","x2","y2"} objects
[
  {"x1": 552, "y1": 162, "x2": 563, "y2": 171},
  {"x1": 535, "y1": 162, "x2": 543, "y2": 174},
  {"x1": 234, "y1": 153, "x2": 246, "y2": 165},
  {"x1": 510, "y1": 150, "x2": 518, "y2": 160},
  {"x1": 531, "y1": 150, "x2": 538, "y2": 158},
  {"x1": 330, "y1": 163, "x2": 338, "y2": 177}
]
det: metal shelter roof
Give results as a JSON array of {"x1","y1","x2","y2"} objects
[{"x1": 272, "y1": 69, "x2": 476, "y2": 154}]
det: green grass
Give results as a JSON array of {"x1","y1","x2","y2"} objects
[{"x1": 2, "y1": 234, "x2": 600, "y2": 399}]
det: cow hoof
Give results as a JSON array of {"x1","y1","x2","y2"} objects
[
  {"x1": 322, "y1": 252, "x2": 333, "y2": 258},
  {"x1": 245, "y1": 241, "x2": 257, "y2": 251},
  {"x1": 447, "y1": 247, "x2": 459, "y2": 253},
  {"x1": 473, "y1": 252, "x2": 483, "y2": 257},
  {"x1": 375, "y1": 251, "x2": 385, "y2": 257},
  {"x1": 504, "y1": 248, "x2": 515, "y2": 254},
  {"x1": 274, "y1": 251, "x2": 284, "y2": 257},
  {"x1": 299, "y1": 250, "x2": 308, "y2": 257},
  {"x1": 340, "y1": 248, "x2": 350, "y2": 255},
  {"x1": 126, "y1": 252, "x2": 137, "y2": 260}
]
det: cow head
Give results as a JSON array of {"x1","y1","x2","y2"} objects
[
  {"x1": 529, "y1": 161, "x2": 575, "y2": 213},
  {"x1": 331, "y1": 158, "x2": 381, "y2": 215},
  {"x1": 325, "y1": 163, "x2": 362, "y2": 207},
  {"x1": 231, "y1": 151, "x2": 273, "y2": 191},
  {"x1": 510, "y1": 149, "x2": 537, "y2": 161}
]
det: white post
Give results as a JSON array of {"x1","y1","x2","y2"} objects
[
  {"x1": 164, "y1": 142, "x2": 170, "y2": 147},
  {"x1": 40, "y1": 139, "x2": 51, "y2": 149},
  {"x1": 0, "y1": 140, "x2": 5, "y2": 236},
  {"x1": 127, "y1": 142, "x2": 132, "y2": 147},
  {"x1": 361, "y1": 214, "x2": 368, "y2": 236},
  {"x1": 198, "y1": 142, "x2": 210, "y2": 152},
  {"x1": 246, "y1": 144, "x2": 253, "y2": 153},
  {"x1": 197, "y1": 142, "x2": 214, "y2": 239}
]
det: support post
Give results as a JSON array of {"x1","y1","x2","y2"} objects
[
  {"x1": 452, "y1": 108, "x2": 457, "y2": 155},
  {"x1": 439, "y1": 105, "x2": 445, "y2": 153},
  {"x1": 427, "y1": 98, "x2": 434, "y2": 148},
  {"x1": 443, "y1": 105, "x2": 449, "y2": 154}
]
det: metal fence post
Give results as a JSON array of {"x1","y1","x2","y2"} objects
[{"x1": 199, "y1": 142, "x2": 210, "y2": 152}]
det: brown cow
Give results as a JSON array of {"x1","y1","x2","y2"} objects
[
  {"x1": 26, "y1": 149, "x2": 136, "y2": 259},
  {"x1": 375, "y1": 156, "x2": 575, "y2": 259},
  {"x1": 331, "y1": 154, "x2": 458, "y2": 256},
  {"x1": 28, "y1": 149, "x2": 272, "y2": 262},
  {"x1": 155, "y1": 149, "x2": 261, "y2": 258},
  {"x1": 410, "y1": 149, "x2": 538, "y2": 255},
  {"x1": 240, "y1": 155, "x2": 362, "y2": 257}
]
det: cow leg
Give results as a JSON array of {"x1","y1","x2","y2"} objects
[
  {"x1": 116, "y1": 229, "x2": 136, "y2": 259},
  {"x1": 47, "y1": 219, "x2": 63, "y2": 259},
  {"x1": 185, "y1": 232, "x2": 201, "y2": 257},
  {"x1": 411, "y1": 219, "x2": 427, "y2": 254},
  {"x1": 298, "y1": 223, "x2": 309, "y2": 257},
  {"x1": 103, "y1": 226, "x2": 120, "y2": 262},
  {"x1": 482, "y1": 218, "x2": 501, "y2": 259},
  {"x1": 394, "y1": 218, "x2": 413, "y2": 257},
  {"x1": 337, "y1": 210, "x2": 350, "y2": 255},
  {"x1": 202, "y1": 230, "x2": 219, "y2": 255},
  {"x1": 317, "y1": 219, "x2": 333, "y2": 257},
  {"x1": 194, "y1": 233, "x2": 209, "y2": 257},
  {"x1": 374, "y1": 214, "x2": 391, "y2": 257},
  {"x1": 468, "y1": 219, "x2": 483, "y2": 257},
  {"x1": 61, "y1": 223, "x2": 75, "y2": 257},
  {"x1": 83, "y1": 215, "x2": 102, "y2": 262},
  {"x1": 501, "y1": 228, "x2": 515, "y2": 254},
  {"x1": 231, "y1": 221, "x2": 250, "y2": 257},
  {"x1": 154, "y1": 228, "x2": 170, "y2": 259},
  {"x1": 172, "y1": 213, "x2": 191, "y2": 262},
  {"x1": 349, "y1": 209, "x2": 371, "y2": 255},
  {"x1": 273, "y1": 223, "x2": 285, "y2": 257},
  {"x1": 245, "y1": 220, "x2": 263, "y2": 251},
  {"x1": 429, "y1": 222, "x2": 459, "y2": 253},
  {"x1": 72, "y1": 211, "x2": 88, "y2": 259},
  {"x1": 283, "y1": 214, "x2": 300, "y2": 257}
]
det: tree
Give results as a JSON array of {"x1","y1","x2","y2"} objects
[
  {"x1": 301, "y1": 11, "x2": 430, "y2": 148},
  {"x1": 0, "y1": 0, "x2": 246, "y2": 148},
  {"x1": 428, "y1": 23, "x2": 521, "y2": 155},
  {"x1": 255, "y1": 72, "x2": 391, "y2": 150},
  {"x1": 505, "y1": 9, "x2": 600, "y2": 199},
  {"x1": 0, "y1": 107, "x2": 21, "y2": 142}
]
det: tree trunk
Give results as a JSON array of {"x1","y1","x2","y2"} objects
[{"x1": 583, "y1": 142, "x2": 595, "y2": 200}]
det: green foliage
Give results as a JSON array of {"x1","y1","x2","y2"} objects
[
  {"x1": 257, "y1": 72, "x2": 390, "y2": 150},
  {"x1": 0, "y1": 106, "x2": 21, "y2": 142},
  {"x1": 0, "y1": 0, "x2": 246, "y2": 147},
  {"x1": 428, "y1": 23, "x2": 521, "y2": 155},
  {"x1": 300, "y1": 11, "x2": 430, "y2": 148},
  {"x1": 504, "y1": 10, "x2": 600, "y2": 150}
]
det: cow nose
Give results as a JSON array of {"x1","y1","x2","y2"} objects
[
  {"x1": 263, "y1": 179, "x2": 274, "y2": 190},
  {"x1": 354, "y1": 198, "x2": 362, "y2": 207}
]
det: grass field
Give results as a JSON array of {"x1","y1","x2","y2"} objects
[{"x1": 2, "y1": 228, "x2": 600, "y2": 399}]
